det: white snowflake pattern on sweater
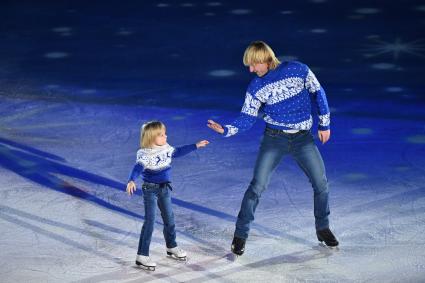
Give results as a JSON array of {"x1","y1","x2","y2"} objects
[
  {"x1": 224, "y1": 125, "x2": 239, "y2": 137},
  {"x1": 305, "y1": 69, "x2": 321, "y2": 93},
  {"x1": 241, "y1": 92, "x2": 262, "y2": 116},
  {"x1": 136, "y1": 144, "x2": 175, "y2": 171},
  {"x1": 319, "y1": 113, "x2": 330, "y2": 127},
  {"x1": 257, "y1": 77, "x2": 304, "y2": 106}
]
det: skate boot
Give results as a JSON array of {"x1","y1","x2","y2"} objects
[
  {"x1": 166, "y1": 246, "x2": 187, "y2": 261},
  {"x1": 316, "y1": 228, "x2": 339, "y2": 247},
  {"x1": 135, "y1": 255, "x2": 156, "y2": 271},
  {"x1": 231, "y1": 236, "x2": 246, "y2": 256}
]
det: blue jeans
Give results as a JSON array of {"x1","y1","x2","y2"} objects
[
  {"x1": 137, "y1": 182, "x2": 177, "y2": 256},
  {"x1": 234, "y1": 128, "x2": 330, "y2": 239}
]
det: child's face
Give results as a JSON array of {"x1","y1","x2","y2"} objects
[{"x1": 154, "y1": 128, "x2": 167, "y2": 146}]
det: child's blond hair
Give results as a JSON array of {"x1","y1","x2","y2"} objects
[
  {"x1": 140, "y1": 121, "x2": 166, "y2": 148},
  {"x1": 243, "y1": 41, "x2": 281, "y2": 70}
]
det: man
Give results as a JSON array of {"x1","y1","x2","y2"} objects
[{"x1": 207, "y1": 41, "x2": 339, "y2": 256}]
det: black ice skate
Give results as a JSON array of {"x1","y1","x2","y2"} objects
[
  {"x1": 231, "y1": 236, "x2": 246, "y2": 256},
  {"x1": 316, "y1": 228, "x2": 339, "y2": 247}
]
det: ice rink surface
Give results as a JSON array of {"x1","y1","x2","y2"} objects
[
  {"x1": 1, "y1": 1, "x2": 425, "y2": 282},
  {"x1": 1, "y1": 97, "x2": 424, "y2": 282}
]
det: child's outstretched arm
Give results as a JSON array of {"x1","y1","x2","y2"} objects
[{"x1": 173, "y1": 140, "x2": 209, "y2": 158}]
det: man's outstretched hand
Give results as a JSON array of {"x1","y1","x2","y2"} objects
[{"x1": 207, "y1": 120, "x2": 224, "y2": 134}]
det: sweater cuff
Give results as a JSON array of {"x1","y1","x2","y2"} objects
[
  {"x1": 318, "y1": 124, "x2": 330, "y2": 131},
  {"x1": 222, "y1": 126, "x2": 229, "y2": 137},
  {"x1": 223, "y1": 125, "x2": 238, "y2": 137}
]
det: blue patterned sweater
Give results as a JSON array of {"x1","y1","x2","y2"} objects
[
  {"x1": 128, "y1": 143, "x2": 196, "y2": 184},
  {"x1": 223, "y1": 61, "x2": 330, "y2": 137}
]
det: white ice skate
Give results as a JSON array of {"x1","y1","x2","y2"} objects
[
  {"x1": 166, "y1": 246, "x2": 187, "y2": 261},
  {"x1": 135, "y1": 255, "x2": 156, "y2": 271}
]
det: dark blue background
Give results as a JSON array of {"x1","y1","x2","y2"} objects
[{"x1": 1, "y1": 0, "x2": 424, "y2": 113}]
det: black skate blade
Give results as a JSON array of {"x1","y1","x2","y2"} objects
[
  {"x1": 231, "y1": 250, "x2": 244, "y2": 256},
  {"x1": 231, "y1": 243, "x2": 245, "y2": 256},
  {"x1": 231, "y1": 248, "x2": 244, "y2": 256}
]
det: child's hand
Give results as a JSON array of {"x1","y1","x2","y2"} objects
[
  {"x1": 126, "y1": 181, "x2": 136, "y2": 195},
  {"x1": 196, "y1": 140, "x2": 209, "y2": 148},
  {"x1": 207, "y1": 120, "x2": 224, "y2": 134}
]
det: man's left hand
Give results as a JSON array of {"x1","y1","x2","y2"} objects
[{"x1": 318, "y1": 130, "x2": 330, "y2": 144}]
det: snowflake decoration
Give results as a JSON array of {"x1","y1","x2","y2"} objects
[{"x1": 362, "y1": 37, "x2": 425, "y2": 60}]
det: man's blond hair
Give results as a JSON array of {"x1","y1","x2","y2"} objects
[
  {"x1": 140, "y1": 121, "x2": 165, "y2": 148},
  {"x1": 243, "y1": 41, "x2": 281, "y2": 70}
]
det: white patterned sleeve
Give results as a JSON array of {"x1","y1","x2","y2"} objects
[
  {"x1": 305, "y1": 67, "x2": 330, "y2": 131},
  {"x1": 223, "y1": 91, "x2": 262, "y2": 137}
]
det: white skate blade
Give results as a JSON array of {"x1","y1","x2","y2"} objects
[
  {"x1": 135, "y1": 261, "x2": 156, "y2": 271},
  {"x1": 318, "y1": 241, "x2": 339, "y2": 250},
  {"x1": 167, "y1": 252, "x2": 187, "y2": 261}
]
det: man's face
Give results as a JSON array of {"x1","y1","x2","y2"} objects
[{"x1": 249, "y1": 62, "x2": 269, "y2": 77}]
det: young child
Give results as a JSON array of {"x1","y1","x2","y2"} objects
[{"x1": 126, "y1": 120, "x2": 209, "y2": 271}]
